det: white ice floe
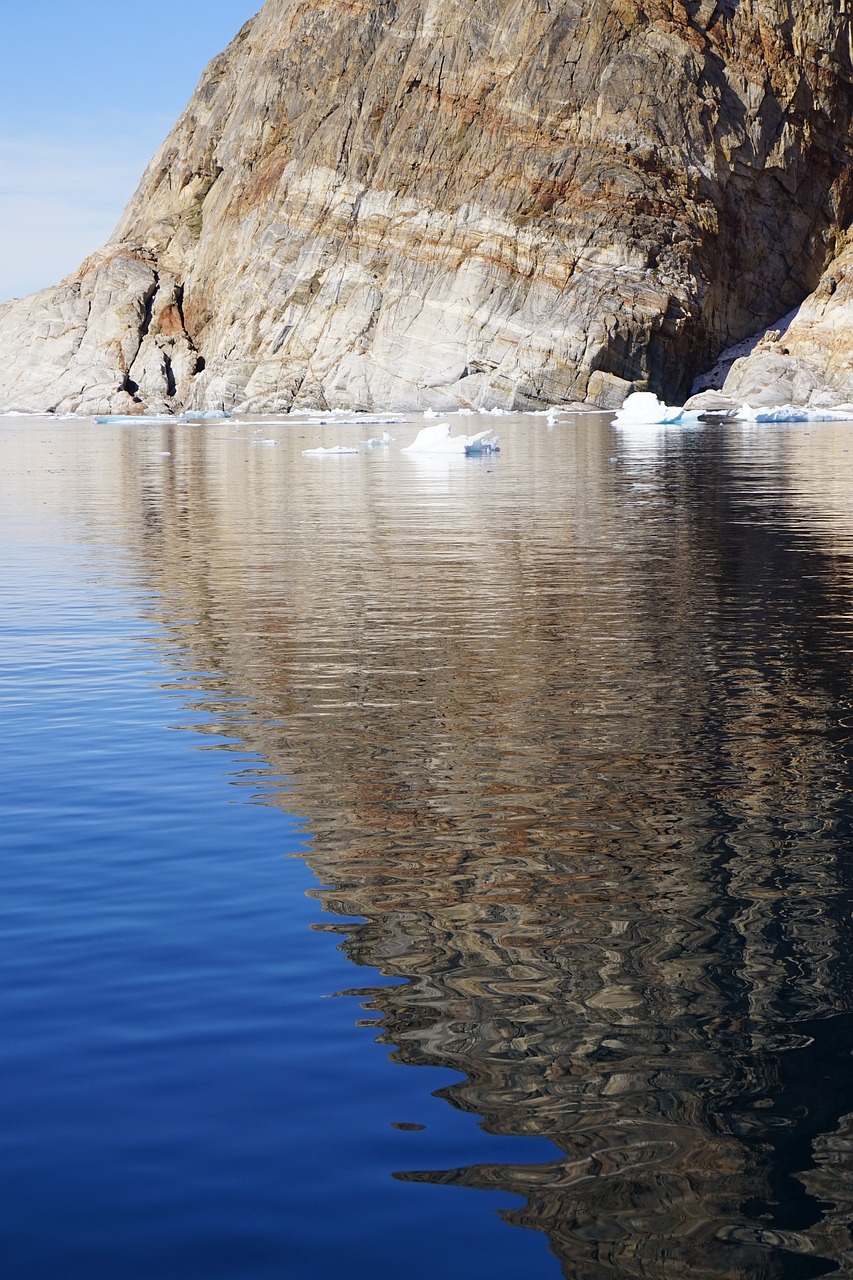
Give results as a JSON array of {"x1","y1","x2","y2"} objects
[
  {"x1": 301, "y1": 444, "x2": 360, "y2": 456},
  {"x1": 93, "y1": 414, "x2": 176, "y2": 425},
  {"x1": 360, "y1": 431, "x2": 395, "y2": 448},
  {"x1": 613, "y1": 392, "x2": 689, "y2": 426},
  {"x1": 178, "y1": 409, "x2": 231, "y2": 421},
  {"x1": 95, "y1": 410, "x2": 232, "y2": 425},
  {"x1": 401, "y1": 422, "x2": 500, "y2": 456},
  {"x1": 310, "y1": 414, "x2": 402, "y2": 426},
  {"x1": 423, "y1": 407, "x2": 439, "y2": 419},
  {"x1": 736, "y1": 402, "x2": 853, "y2": 423}
]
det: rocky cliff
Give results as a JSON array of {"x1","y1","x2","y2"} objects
[{"x1": 2, "y1": 0, "x2": 852, "y2": 415}]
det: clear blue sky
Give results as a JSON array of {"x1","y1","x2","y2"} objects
[{"x1": 0, "y1": 2, "x2": 259, "y2": 302}]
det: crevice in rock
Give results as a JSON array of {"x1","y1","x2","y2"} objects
[
  {"x1": 162, "y1": 351, "x2": 176, "y2": 398},
  {"x1": 173, "y1": 283, "x2": 187, "y2": 331},
  {"x1": 119, "y1": 270, "x2": 161, "y2": 396},
  {"x1": 271, "y1": 325, "x2": 292, "y2": 355},
  {"x1": 138, "y1": 273, "x2": 159, "y2": 343}
]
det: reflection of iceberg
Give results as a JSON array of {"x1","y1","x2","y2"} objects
[
  {"x1": 401, "y1": 422, "x2": 500, "y2": 456},
  {"x1": 614, "y1": 425, "x2": 668, "y2": 457},
  {"x1": 613, "y1": 392, "x2": 690, "y2": 426},
  {"x1": 736, "y1": 402, "x2": 853, "y2": 423}
]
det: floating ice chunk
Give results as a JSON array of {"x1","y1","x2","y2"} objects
[
  {"x1": 613, "y1": 392, "x2": 685, "y2": 426},
  {"x1": 463, "y1": 433, "x2": 501, "y2": 455},
  {"x1": 360, "y1": 432, "x2": 395, "y2": 447},
  {"x1": 289, "y1": 410, "x2": 401, "y2": 425},
  {"x1": 457, "y1": 407, "x2": 475, "y2": 416},
  {"x1": 423, "y1": 407, "x2": 438, "y2": 419},
  {"x1": 301, "y1": 445, "x2": 360, "y2": 456},
  {"x1": 178, "y1": 409, "x2": 231, "y2": 421},
  {"x1": 736, "y1": 402, "x2": 853, "y2": 423},
  {"x1": 93, "y1": 414, "x2": 175, "y2": 425},
  {"x1": 310, "y1": 413, "x2": 402, "y2": 426},
  {"x1": 252, "y1": 438, "x2": 279, "y2": 446},
  {"x1": 401, "y1": 422, "x2": 499, "y2": 456}
]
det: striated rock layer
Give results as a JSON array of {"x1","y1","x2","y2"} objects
[{"x1": 2, "y1": 0, "x2": 853, "y2": 414}]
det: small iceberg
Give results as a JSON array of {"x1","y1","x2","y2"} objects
[
  {"x1": 736, "y1": 402, "x2": 853, "y2": 423},
  {"x1": 360, "y1": 432, "x2": 394, "y2": 448},
  {"x1": 401, "y1": 422, "x2": 499, "y2": 456},
  {"x1": 613, "y1": 392, "x2": 686, "y2": 426},
  {"x1": 301, "y1": 445, "x2": 360, "y2": 456},
  {"x1": 178, "y1": 409, "x2": 231, "y2": 421}
]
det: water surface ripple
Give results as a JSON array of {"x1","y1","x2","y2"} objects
[{"x1": 4, "y1": 413, "x2": 853, "y2": 1278}]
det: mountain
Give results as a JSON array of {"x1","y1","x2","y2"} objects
[{"x1": 1, "y1": 0, "x2": 852, "y2": 415}]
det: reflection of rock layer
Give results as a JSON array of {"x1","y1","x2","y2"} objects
[
  {"x1": 36, "y1": 418, "x2": 853, "y2": 1276},
  {"x1": 2, "y1": 0, "x2": 853, "y2": 413}
]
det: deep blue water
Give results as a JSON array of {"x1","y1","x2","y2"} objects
[
  {"x1": 6, "y1": 412, "x2": 853, "y2": 1279},
  {"x1": 0, "y1": 447, "x2": 558, "y2": 1279}
]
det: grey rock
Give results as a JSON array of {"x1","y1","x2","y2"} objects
[
  {"x1": 586, "y1": 372, "x2": 638, "y2": 411},
  {"x1": 681, "y1": 389, "x2": 739, "y2": 415}
]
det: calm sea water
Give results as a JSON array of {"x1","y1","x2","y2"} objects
[{"x1": 3, "y1": 410, "x2": 853, "y2": 1279}]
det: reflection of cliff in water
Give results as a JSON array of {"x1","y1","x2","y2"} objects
[{"x1": 114, "y1": 420, "x2": 853, "y2": 1277}]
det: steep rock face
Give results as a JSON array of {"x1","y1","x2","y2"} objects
[
  {"x1": 718, "y1": 236, "x2": 853, "y2": 405},
  {"x1": 1, "y1": 0, "x2": 853, "y2": 414}
]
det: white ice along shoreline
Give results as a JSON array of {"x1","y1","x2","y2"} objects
[
  {"x1": 83, "y1": 396, "x2": 853, "y2": 438},
  {"x1": 735, "y1": 402, "x2": 853, "y2": 423},
  {"x1": 613, "y1": 391, "x2": 853, "y2": 427},
  {"x1": 92, "y1": 410, "x2": 233, "y2": 425}
]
